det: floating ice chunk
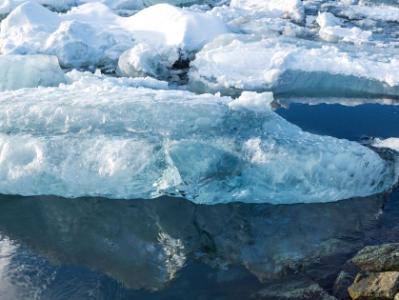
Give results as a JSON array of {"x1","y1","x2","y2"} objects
[
  {"x1": 117, "y1": 43, "x2": 180, "y2": 79},
  {"x1": 0, "y1": 77, "x2": 395, "y2": 204},
  {"x1": 0, "y1": 55, "x2": 66, "y2": 91},
  {"x1": 316, "y1": 12, "x2": 371, "y2": 43},
  {"x1": 373, "y1": 138, "x2": 399, "y2": 152},
  {"x1": 230, "y1": 0, "x2": 305, "y2": 23},
  {"x1": 228, "y1": 91, "x2": 274, "y2": 113},
  {"x1": 189, "y1": 35, "x2": 399, "y2": 98},
  {"x1": 339, "y1": 3, "x2": 399, "y2": 22}
]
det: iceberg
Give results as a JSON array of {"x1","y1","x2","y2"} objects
[
  {"x1": 188, "y1": 35, "x2": 399, "y2": 98},
  {"x1": 0, "y1": 74, "x2": 395, "y2": 204},
  {"x1": 0, "y1": 2, "x2": 228, "y2": 70},
  {"x1": 0, "y1": 55, "x2": 66, "y2": 91}
]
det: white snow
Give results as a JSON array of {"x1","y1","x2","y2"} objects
[
  {"x1": 0, "y1": 55, "x2": 66, "y2": 91},
  {"x1": 230, "y1": 0, "x2": 305, "y2": 23},
  {"x1": 373, "y1": 138, "x2": 399, "y2": 152},
  {"x1": 0, "y1": 75, "x2": 395, "y2": 204},
  {"x1": 228, "y1": 91, "x2": 274, "y2": 113},
  {"x1": 0, "y1": 2, "x2": 228, "y2": 69},
  {"x1": 123, "y1": 3, "x2": 228, "y2": 51}
]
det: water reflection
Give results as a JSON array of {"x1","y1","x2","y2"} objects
[{"x1": 0, "y1": 193, "x2": 389, "y2": 299}]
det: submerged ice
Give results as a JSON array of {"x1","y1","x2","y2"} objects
[{"x1": 0, "y1": 74, "x2": 395, "y2": 204}]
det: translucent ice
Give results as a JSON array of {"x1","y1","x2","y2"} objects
[
  {"x1": 0, "y1": 55, "x2": 66, "y2": 91},
  {"x1": 0, "y1": 75, "x2": 395, "y2": 204}
]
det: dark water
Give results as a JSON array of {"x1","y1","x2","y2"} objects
[{"x1": 0, "y1": 101, "x2": 398, "y2": 299}]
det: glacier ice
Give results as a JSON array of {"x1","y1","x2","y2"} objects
[
  {"x1": 0, "y1": 55, "x2": 66, "y2": 91},
  {"x1": 0, "y1": 1, "x2": 228, "y2": 70},
  {"x1": 188, "y1": 34, "x2": 399, "y2": 98},
  {"x1": 0, "y1": 74, "x2": 395, "y2": 204}
]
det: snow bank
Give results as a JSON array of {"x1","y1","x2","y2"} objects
[
  {"x1": 0, "y1": 55, "x2": 66, "y2": 91},
  {"x1": 189, "y1": 35, "x2": 399, "y2": 98},
  {"x1": 0, "y1": 2, "x2": 228, "y2": 70},
  {"x1": 0, "y1": 77, "x2": 395, "y2": 204}
]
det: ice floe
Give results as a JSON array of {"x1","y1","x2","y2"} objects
[
  {"x1": 0, "y1": 75, "x2": 395, "y2": 204},
  {"x1": 188, "y1": 34, "x2": 399, "y2": 98}
]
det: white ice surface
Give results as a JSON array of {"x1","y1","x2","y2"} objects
[
  {"x1": 0, "y1": 2, "x2": 228, "y2": 69},
  {"x1": 0, "y1": 74, "x2": 395, "y2": 204},
  {"x1": 0, "y1": 55, "x2": 66, "y2": 91},
  {"x1": 373, "y1": 138, "x2": 399, "y2": 152},
  {"x1": 189, "y1": 34, "x2": 399, "y2": 97},
  {"x1": 230, "y1": 0, "x2": 305, "y2": 23}
]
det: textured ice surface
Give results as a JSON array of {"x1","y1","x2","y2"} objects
[
  {"x1": 189, "y1": 34, "x2": 399, "y2": 98},
  {"x1": 0, "y1": 55, "x2": 66, "y2": 91},
  {"x1": 0, "y1": 2, "x2": 228, "y2": 69},
  {"x1": 0, "y1": 75, "x2": 395, "y2": 204}
]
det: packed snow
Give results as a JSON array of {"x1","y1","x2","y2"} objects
[
  {"x1": 0, "y1": 74, "x2": 395, "y2": 204},
  {"x1": 0, "y1": 55, "x2": 66, "y2": 91}
]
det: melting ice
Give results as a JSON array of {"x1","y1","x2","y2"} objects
[{"x1": 0, "y1": 73, "x2": 395, "y2": 204}]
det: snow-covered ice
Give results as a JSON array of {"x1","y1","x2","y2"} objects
[
  {"x1": 230, "y1": 0, "x2": 305, "y2": 23},
  {"x1": 0, "y1": 55, "x2": 66, "y2": 91},
  {"x1": 189, "y1": 34, "x2": 399, "y2": 98},
  {"x1": 0, "y1": 1, "x2": 228, "y2": 70},
  {"x1": 0, "y1": 74, "x2": 395, "y2": 204}
]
